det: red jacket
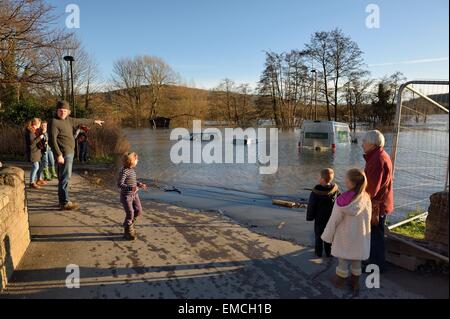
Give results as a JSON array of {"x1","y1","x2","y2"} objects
[{"x1": 364, "y1": 147, "x2": 394, "y2": 216}]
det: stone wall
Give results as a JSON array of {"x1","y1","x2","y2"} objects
[
  {"x1": 425, "y1": 191, "x2": 449, "y2": 256},
  {"x1": 0, "y1": 167, "x2": 30, "y2": 291}
]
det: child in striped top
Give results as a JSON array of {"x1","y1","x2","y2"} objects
[{"x1": 118, "y1": 152, "x2": 148, "y2": 240}]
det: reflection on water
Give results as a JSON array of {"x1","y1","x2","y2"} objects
[{"x1": 124, "y1": 115, "x2": 448, "y2": 222}]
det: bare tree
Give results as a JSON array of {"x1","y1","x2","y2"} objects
[
  {"x1": 209, "y1": 78, "x2": 236, "y2": 125},
  {"x1": 304, "y1": 32, "x2": 333, "y2": 120},
  {"x1": 328, "y1": 29, "x2": 364, "y2": 120},
  {"x1": 140, "y1": 55, "x2": 178, "y2": 119},
  {"x1": 257, "y1": 51, "x2": 309, "y2": 127},
  {"x1": 0, "y1": 0, "x2": 70, "y2": 103},
  {"x1": 305, "y1": 29, "x2": 365, "y2": 121},
  {"x1": 344, "y1": 71, "x2": 373, "y2": 132},
  {"x1": 236, "y1": 83, "x2": 254, "y2": 126},
  {"x1": 208, "y1": 79, "x2": 256, "y2": 126},
  {"x1": 382, "y1": 71, "x2": 406, "y2": 105},
  {"x1": 45, "y1": 35, "x2": 99, "y2": 106},
  {"x1": 257, "y1": 53, "x2": 281, "y2": 126},
  {"x1": 112, "y1": 57, "x2": 145, "y2": 128},
  {"x1": 82, "y1": 55, "x2": 100, "y2": 111}
]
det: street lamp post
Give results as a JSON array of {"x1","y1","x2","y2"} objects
[
  {"x1": 63, "y1": 55, "x2": 76, "y2": 117},
  {"x1": 311, "y1": 69, "x2": 318, "y2": 121}
]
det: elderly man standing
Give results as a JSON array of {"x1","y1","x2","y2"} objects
[
  {"x1": 49, "y1": 101, "x2": 104, "y2": 211},
  {"x1": 362, "y1": 130, "x2": 394, "y2": 272}
]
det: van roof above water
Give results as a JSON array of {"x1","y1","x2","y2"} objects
[{"x1": 302, "y1": 120, "x2": 350, "y2": 127}]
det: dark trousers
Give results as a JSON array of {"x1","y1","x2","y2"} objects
[
  {"x1": 315, "y1": 222, "x2": 331, "y2": 257},
  {"x1": 368, "y1": 215, "x2": 386, "y2": 271},
  {"x1": 120, "y1": 193, "x2": 142, "y2": 227},
  {"x1": 78, "y1": 141, "x2": 88, "y2": 163},
  {"x1": 57, "y1": 154, "x2": 74, "y2": 205}
]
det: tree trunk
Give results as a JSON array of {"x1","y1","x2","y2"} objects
[
  {"x1": 84, "y1": 79, "x2": 90, "y2": 111},
  {"x1": 333, "y1": 76, "x2": 339, "y2": 121},
  {"x1": 322, "y1": 65, "x2": 332, "y2": 121}
]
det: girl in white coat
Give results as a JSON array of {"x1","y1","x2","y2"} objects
[{"x1": 321, "y1": 169, "x2": 372, "y2": 292}]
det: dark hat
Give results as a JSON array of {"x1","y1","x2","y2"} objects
[{"x1": 56, "y1": 100, "x2": 71, "y2": 110}]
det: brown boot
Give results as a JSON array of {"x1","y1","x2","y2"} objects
[
  {"x1": 60, "y1": 201, "x2": 80, "y2": 211},
  {"x1": 36, "y1": 180, "x2": 48, "y2": 186},
  {"x1": 330, "y1": 275, "x2": 346, "y2": 289},
  {"x1": 123, "y1": 225, "x2": 136, "y2": 241},
  {"x1": 130, "y1": 223, "x2": 137, "y2": 239},
  {"x1": 30, "y1": 183, "x2": 41, "y2": 189},
  {"x1": 349, "y1": 275, "x2": 360, "y2": 293}
]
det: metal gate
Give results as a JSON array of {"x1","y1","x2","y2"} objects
[{"x1": 391, "y1": 80, "x2": 449, "y2": 219}]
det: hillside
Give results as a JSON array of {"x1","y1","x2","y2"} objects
[{"x1": 87, "y1": 84, "x2": 258, "y2": 127}]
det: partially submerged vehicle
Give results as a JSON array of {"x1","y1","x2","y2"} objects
[
  {"x1": 233, "y1": 138, "x2": 258, "y2": 145},
  {"x1": 150, "y1": 117, "x2": 171, "y2": 129},
  {"x1": 299, "y1": 121, "x2": 351, "y2": 151},
  {"x1": 187, "y1": 133, "x2": 220, "y2": 142}
]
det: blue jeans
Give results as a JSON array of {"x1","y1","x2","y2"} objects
[
  {"x1": 57, "y1": 154, "x2": 74, "y2": 205},
  {"x1": 30, "y1": 161, "x2": 43, "y2": 184},
  {"x1": 42, "y1": 148, "x2": 55, "y2": 169},
  {"x1": 368, "y1": 215, "x2": 386, "y2": 272}
]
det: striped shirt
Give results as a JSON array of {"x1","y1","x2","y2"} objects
[{"x1": 118, "y1": 167, "x2": 137, "y2": 195}]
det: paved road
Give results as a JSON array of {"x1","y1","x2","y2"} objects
[{"x1": 1, "y1": 172, "x2": 444, "y2": 299}]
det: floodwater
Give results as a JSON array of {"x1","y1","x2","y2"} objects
[{"x1": 124, "y1": 114, "x2": 448, "y2": 223}]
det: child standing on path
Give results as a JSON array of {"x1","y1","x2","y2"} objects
[
  {"x1": 75, "y1": 125, "x2": 90, "y2": 164},
  {"x1": 40, "y1": 121, "x2": 58, "y2": 181},
  {"x1": 321, "y1": 169, "x2": 372, "y2": 293},
  {"x1": 118, "y1": 152, "x2": 148, "y2": 241},
  {"x1": 306, "y1": 168, "x2": 339, "y2": 258}
]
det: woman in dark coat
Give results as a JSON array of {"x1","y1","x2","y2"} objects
[{"x1": 25, "y1": 118, "x2": 46, "y2": 189}]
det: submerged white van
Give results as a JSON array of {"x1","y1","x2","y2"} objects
[{"x1": 299, "y1": 121, "x2": 351, "y2": 150}]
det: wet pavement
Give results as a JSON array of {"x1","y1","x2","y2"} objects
[{"x1": 1, "y1": 173, "x2": 446, "y2": 299}]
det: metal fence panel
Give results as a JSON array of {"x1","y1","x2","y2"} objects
[{"x1": 391, "y1": 81, "x2": 449, "y2": 220}]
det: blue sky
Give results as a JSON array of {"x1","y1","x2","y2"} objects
[{"x1": 47, "y1": 0, "x2": 449, "y2": 89}]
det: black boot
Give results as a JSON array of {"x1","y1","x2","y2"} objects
[
  {"x1": 324, "y1": 243, "x2": 332, "y2": 258},
  {"x1": 315, "y1": 239, "x2": 323, "y2": 257}
]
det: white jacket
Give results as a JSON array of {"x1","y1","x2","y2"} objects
[{"x1": 321, "y1": 192, "x2": 372, "y2": 261}]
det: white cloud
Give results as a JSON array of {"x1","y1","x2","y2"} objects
[{"x1": 369, "y1": 57, "x2": 449, "y2": 67}]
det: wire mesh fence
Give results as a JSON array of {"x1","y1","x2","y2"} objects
[{"x1": 392, "y1": 81, "x2": 449, "y2": 221}]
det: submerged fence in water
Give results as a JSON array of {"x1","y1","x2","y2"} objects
[{"x1": 391, "y1": 80, "x2": 449, "y2": 220}]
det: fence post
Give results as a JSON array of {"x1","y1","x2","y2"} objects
[{"x1": 391, "y1": 83, "x2": 406, "y2": 176}]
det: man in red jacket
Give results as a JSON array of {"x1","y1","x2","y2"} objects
[{"x1": 362, "y1": 130, "x2": 394, "y2": 272}]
